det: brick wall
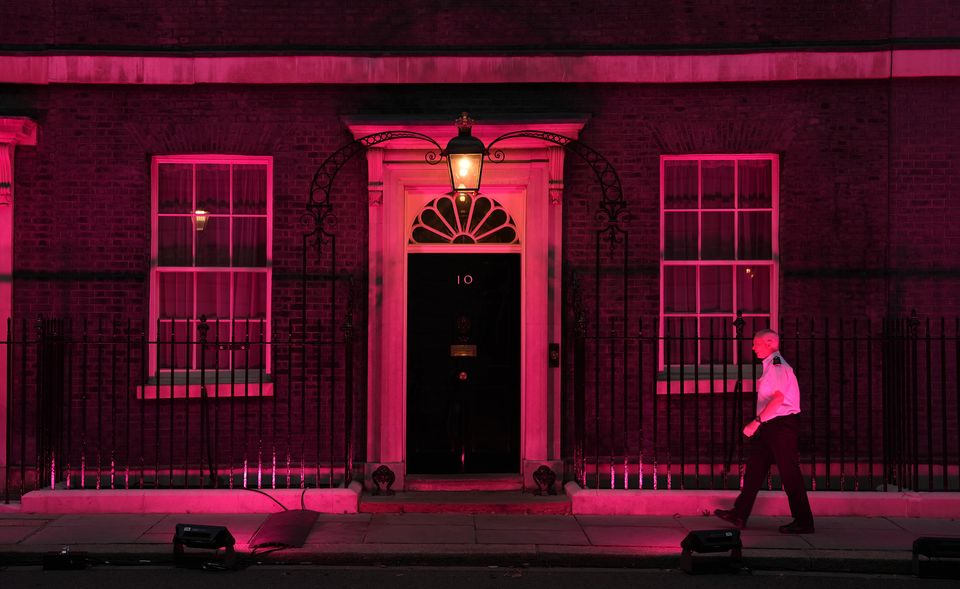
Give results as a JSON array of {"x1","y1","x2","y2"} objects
[
  {"x1": 9, "y1": 78, "x2": 954, "y2": 329},
  {"x1": 4, "y1": 77, "x2": 958, "y2": 476},
  {"x1": 889, "y1": 78, "x2": 960, "y2": 318},
  {"x1": 0, "y1": 0, "x2": 928, "y2": 50}
]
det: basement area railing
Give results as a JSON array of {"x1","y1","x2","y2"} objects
[
  {"x1": 567, "y1": 313, "x2": 960, "y2": 492},
  {"x1": 2, "y1": 315, "x2": 360, "y2": 501},
  {"x1": 3, "y1": 313, "x2": 958, "y2": 498}
]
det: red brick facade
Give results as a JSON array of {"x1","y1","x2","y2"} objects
[
  {"x1": 1, "y1": 0, "x2": 958, "y2": 489},
  {"x1": 8, "y1": 79, "x2": 957, "y2": 321},
  {"x1": 0, "y1": 1, "x2": 917, "y2": 49}
]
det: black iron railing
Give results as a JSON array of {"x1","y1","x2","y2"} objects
[
  {"x1": 568, "y1": 313, "x2": 960, "y2": 492},
  {"x1": 2, "y1": 315, "x2": 360, "y2": 500},
  {"x1": 4, "y1": 312, "x2": 958, "y2": 498}
]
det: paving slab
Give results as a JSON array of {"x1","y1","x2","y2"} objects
[
  {"x1": 24, "y1": 524, "x2": 159, "y2": 545},
  {"x1": 475, "y1": 514, "x2": 583, "y2": 531},
  {"x1": 314, "y1": 513, "x2": 371, "y2": 523},
  {"x1": 477, "y1": 528, "x2": 590, "y2": 545},
  {"x1": 371, "y1": 513, "x2": 474, "y2": 526},
  {"x1": 576, "y1": 515, "x2": 684, "y2": 527},
  {"x1": 886, "y1": 517, "x2": 960, "y2": 535},
  {"x1": 3, "y1": 492, "x2": 960, "y2": 575},
  {"x1": 581, "y1": 525, "x2": 687, "y2": 547},
  {"x1": 804, "y1": 529, "x2": 915, "y2": 551},
  {"x1": 136, "y1": 513, "x2": 269, "y2": 544},
  {"x1": 304, "y1": 521, "x2": 368, "y2": 544},
  {"x1": 0, "y1": 517, "x2": 52, "y2": 526},
  {"x1": 813, "y1": 516, "x2": 903, "y2": 530},
  {"x1": 739, "y1": 531, "x2": 813, "y2": 549},
  {"x1": 363, "y1": 523, "x2": 476, "y2": 544},
  {"x1": 47, "y1": 513, "x2": 166, "y2": 527},
  {"x1": 0, "y1": 527, "x2": 39, "y2": 544}
]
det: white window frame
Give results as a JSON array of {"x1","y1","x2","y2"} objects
[
  {"x1": 145, "y1": 154, "x2": 273, "y2": 398},
  {"x1": 659, "y1": 154, "x2": 779, "y2": 381}
]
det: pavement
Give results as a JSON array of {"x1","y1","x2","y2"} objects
[{"x1": 2, "y1": 506, "x2": 960, "y2": 574}]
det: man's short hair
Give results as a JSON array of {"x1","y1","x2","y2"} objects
[{"x1": 753, "y1": 328, "x2": 780, "y2": 349}]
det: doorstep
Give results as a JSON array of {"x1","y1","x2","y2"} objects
[
  {"x1": 404, "y1": 473, "x2": 523, "y2": 492},
  {"x1": 360, "y1": 490, "x2": 571, "y2": 514}
]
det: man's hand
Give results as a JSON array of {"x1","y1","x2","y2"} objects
[{"x1": 743, "y1": 420, "x2": 761, "y2": 438}]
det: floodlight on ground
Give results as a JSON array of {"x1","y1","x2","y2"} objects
[
  {"x1": 679, "y1": 529, "x2": 743, "y2": 574},
  {"x1": 173, "y1": 523, "x2": 238, "y2": 570},
  {"x1": 913, "y1": 536, "x2": 960, "y2": 579}
]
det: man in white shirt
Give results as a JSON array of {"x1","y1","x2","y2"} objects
[{"x1": 714, "y1": 329, "x2": 815, "y2": 534}]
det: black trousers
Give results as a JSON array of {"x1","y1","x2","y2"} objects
[{"x1": 733, "y1": 413, "x2": 814, "y2": 525}]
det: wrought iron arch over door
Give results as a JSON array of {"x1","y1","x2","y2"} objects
[{"x1": 409, "y1": 193, "x2": 520, "y2": 245}]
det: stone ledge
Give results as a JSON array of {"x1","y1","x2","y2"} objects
[
  {"x1": 1, "y1": 50, "x2": 959, "y2": 85},
  {"x1": 565, "y1": 482, "x2": 960, "y2": 518},
  {"x1": 19, "y1": 481, "x2": 362, "y2": 514}
]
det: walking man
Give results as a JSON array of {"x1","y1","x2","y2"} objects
[{"x1": 715, "y1": 328, "x2": 815, "y2": 534}]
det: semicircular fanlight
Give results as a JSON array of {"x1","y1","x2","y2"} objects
[{"x1": 410, "y1": 194, "x2": 519, "y2": 245}]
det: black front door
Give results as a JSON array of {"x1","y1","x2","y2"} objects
[{"x1": 407, "y1": 253, "x2": 520, "y2": 474}]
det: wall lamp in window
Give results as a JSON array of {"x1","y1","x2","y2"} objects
[{"x1": 193, "y1": 209, "x2": 209, "y2": 232}]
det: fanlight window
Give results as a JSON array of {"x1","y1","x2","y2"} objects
[{"x1": 410, "y1": 194, "x2": 519, "y2": 244}]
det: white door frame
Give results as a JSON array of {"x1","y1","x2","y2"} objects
[
  {"x1": 0, "y1": 118, "x2": 37, "y2": 487},
  {"x1": 348, "y1": 119, "x2": 585, "y2": 489}
]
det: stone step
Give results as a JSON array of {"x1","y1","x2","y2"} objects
[
  {"x1": 360, "y1": 491, "x2": 571, "y2": 514},
  {"x1": 404, "y1": 474, "x2": 523, "y2": 492}
]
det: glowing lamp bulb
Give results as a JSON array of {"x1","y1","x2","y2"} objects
[
  {"x1": 457, "y1": 156, "x2": 471, "y2": 178},
  {"x1": 458, "y1": 192, "x2": 467, "y2": 203}
]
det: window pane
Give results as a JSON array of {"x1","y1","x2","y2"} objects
[
  {"x1": 700, "y1": 265, "x2": 732, "y2": 312},
  {"x1": 234, "y1": 272, "x2": 267, "y2": 319},
  {"x1": 663, "y1": 160, "x2": 698, "y2": 209},
  {"x1": 196, "y1": 164, "x2": 230, "y2": 214},
  {"x1": 738, "y1": 211, "x2": 772, "y2": 259},
  {"x1": 702, "y1": 212, "x2": 734, "y2": 260},
  {"x1": 233, "y1": 217, "x2": 267, "y2": 267},
  {"x1": 737, "y1": 265, "x2": 771, "y2": 313},
  {"x1": 196, "y1": 272, "x2": 231, "y2": 319},
  {"x1": 234, "y1": 165, "x2": 267, "y2": 214},
  {"x1": 739, "y1": 160, "x2": 772, "y2": 208},
  {"x1": 158, "y1": 217, "x2": 193, "y2": 266},
  {"x1": 702, "y1": 160, "x2": 734, "y2": 208},
  {"x1": 158, "y1": 164, "x2": 192, "y2": 213},
  {"x1": 700, "y1": 317, "x2": 733, "y2": 365},
  {"x1": 664, "y1": 317, "x2": 698, "y2": 366},
  {"x1": 663, "y1": 266, "x2": 695, "y2": 312},
  {"x1": 196, "y1": 217, "x2": 230, "y2": 266},
  {"x1": 664, "y1": 212, "x2": 697, "y2": 260},
  {"x1": 159, "y1": 272, "x2": 193, "y2": 318}
]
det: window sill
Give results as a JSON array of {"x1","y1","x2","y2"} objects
[
  {"x1": 137, "y1": 372, "x2": 273, "y2": 399},
  {"x1": 656, "y1": 364, "x2": 758, "y2": 395}
]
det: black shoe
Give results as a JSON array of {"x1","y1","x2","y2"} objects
[
  {"x1": 714, "y1": 508, "x2": 745, "y2": 528},
  {"x1": 779, "y1": 520, "x2": 815, "y2": 534}
]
